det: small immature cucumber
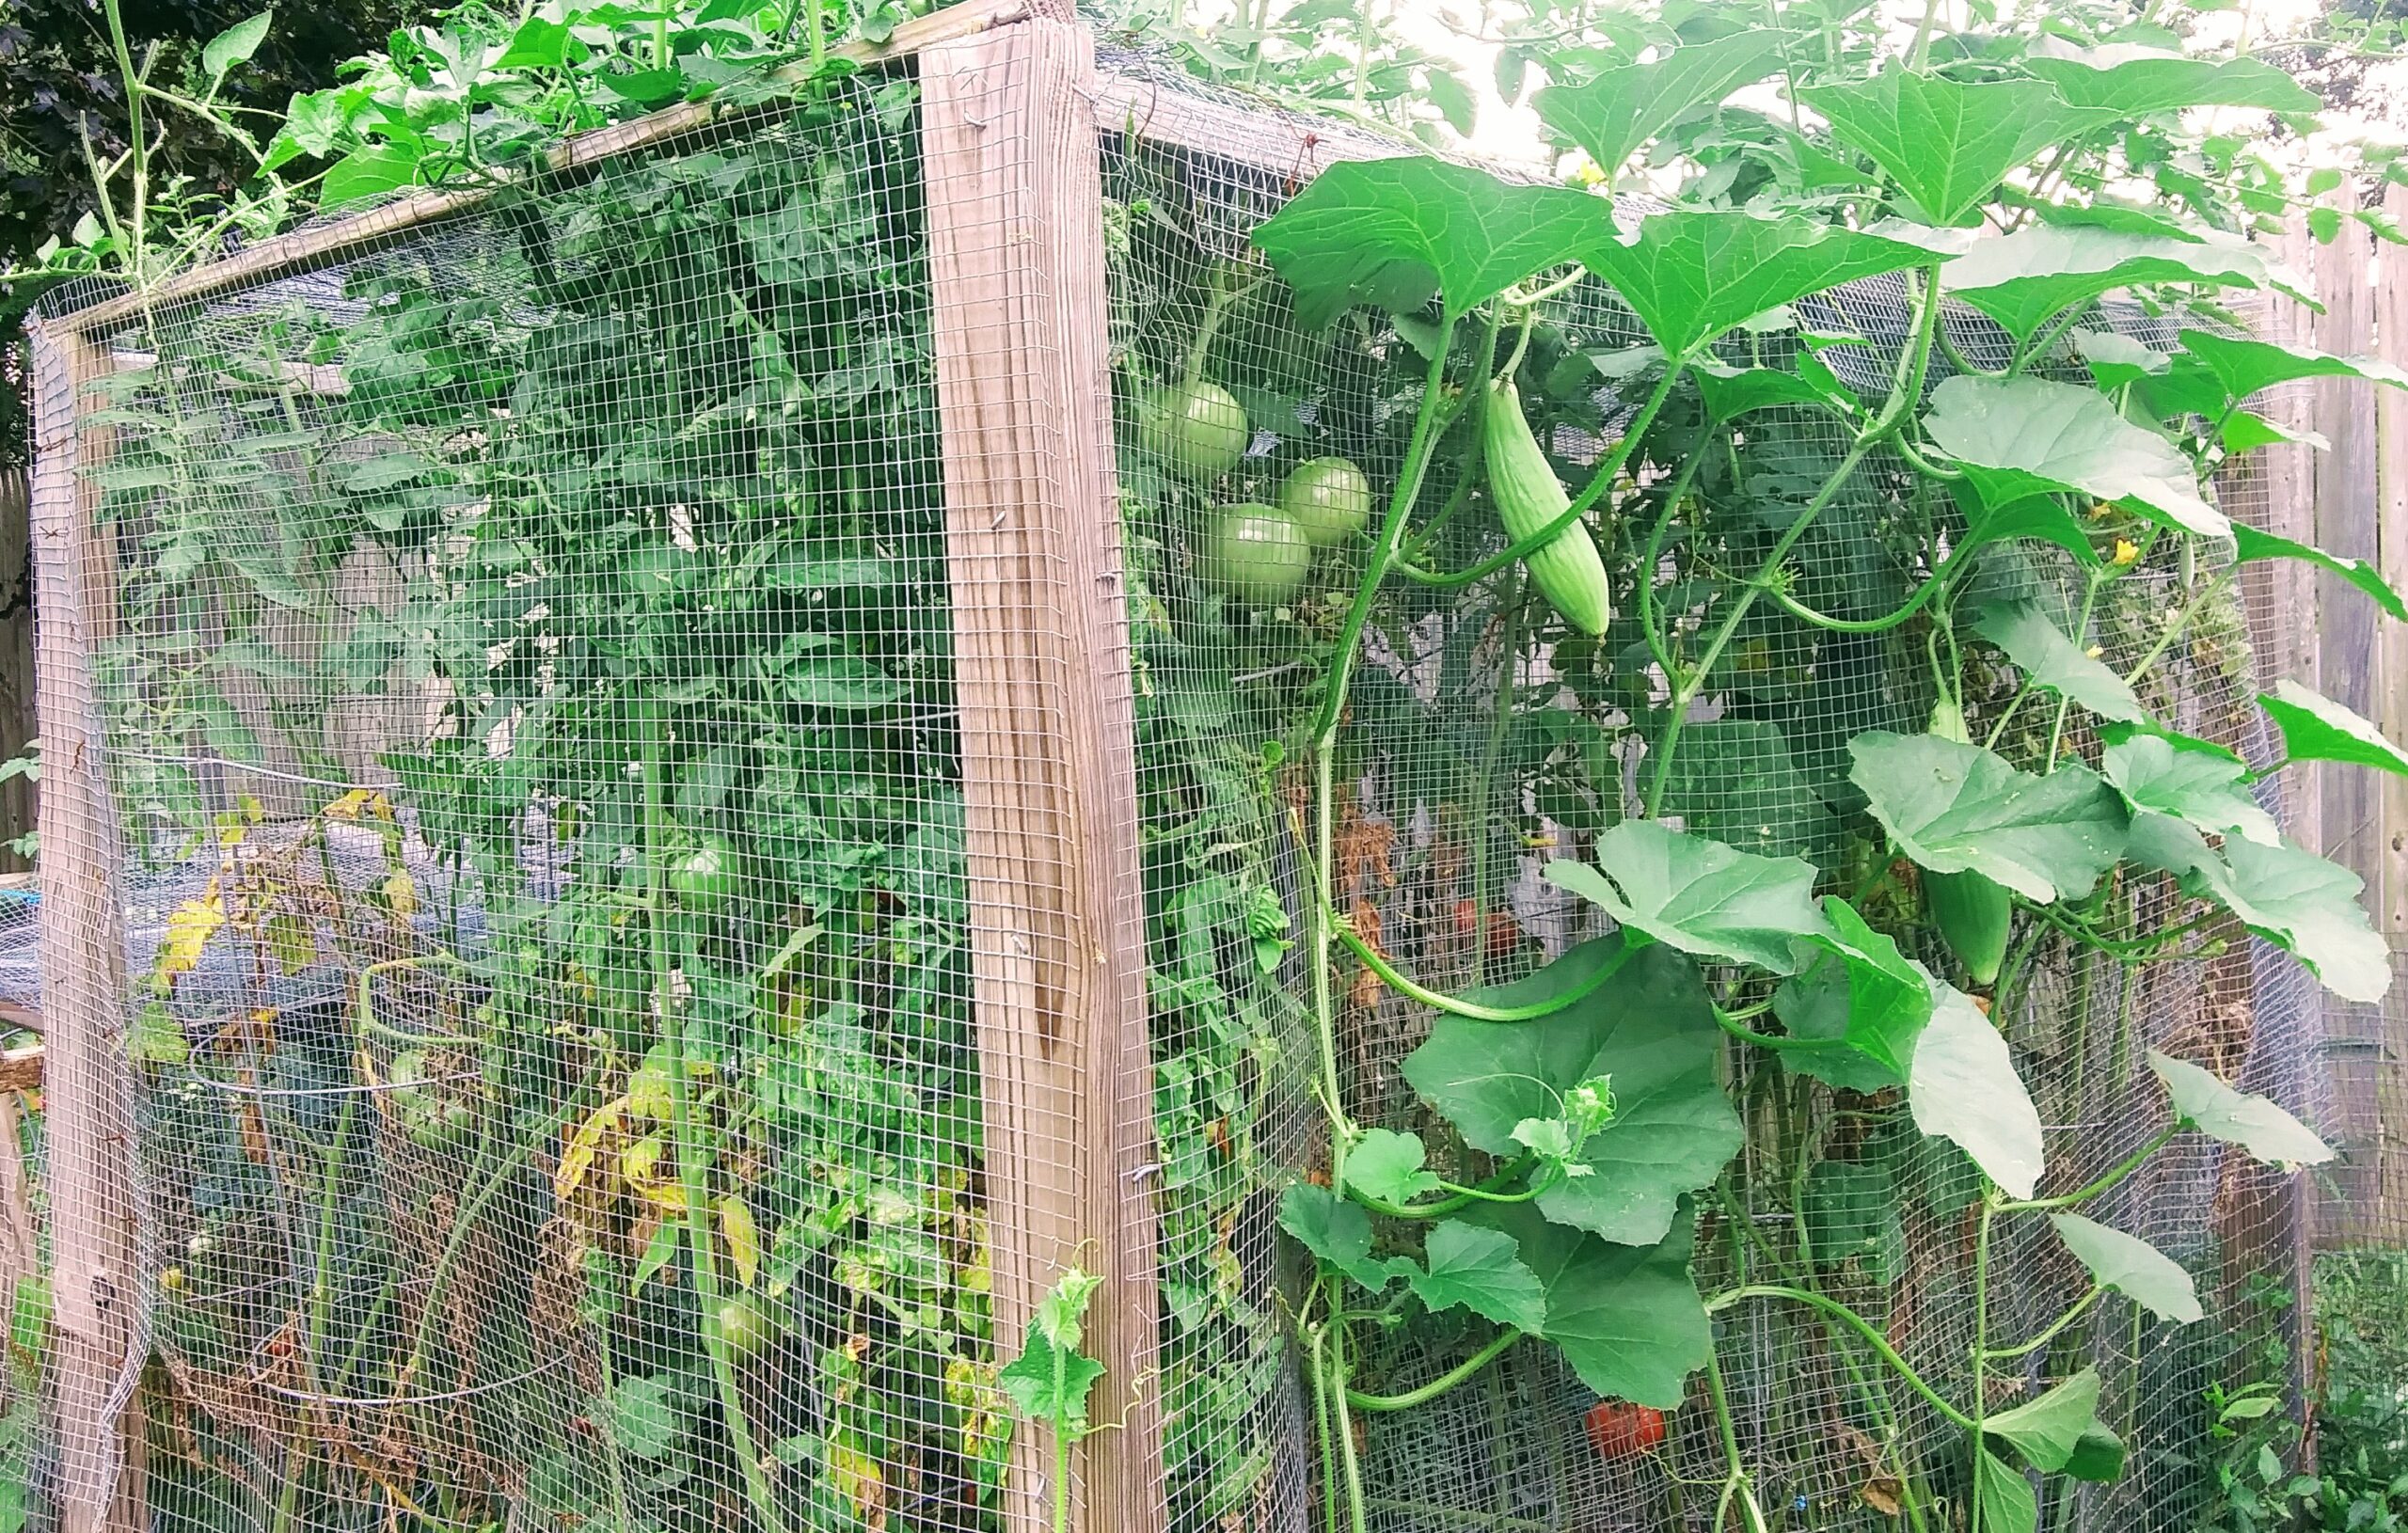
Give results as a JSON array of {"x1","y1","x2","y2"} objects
[
  {"x1": 1926, "y1": 869, "x2": 2012, "y2": 988},
  {"x1": 1482, "y1": 377, "x2": 1611, "y2": 636}
]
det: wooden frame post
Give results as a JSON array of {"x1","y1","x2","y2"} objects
[
  {"x1": 920, "y1": 17, "x2": 1165, "y2": 1533},
  {"x1": 25, "y1": 319, "x2": 142, "y2": 1533}
]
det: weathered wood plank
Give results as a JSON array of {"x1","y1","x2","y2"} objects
[
  {"x1": 49, "y1": 0, "x2": 1034, "y2": 338},
  {"x1": 25, "y1": 321, "x2": 142, "y2": 1533},
  {"x1": 921, "y1": 21, "x2": 1164, "y2": 1533}
]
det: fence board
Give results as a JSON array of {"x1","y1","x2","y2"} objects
[
  {"x1": 25, "y1": 322, "x2": 141, "y2": 1533},
  {"x1": 921, "y1": 20, "x2": 1165, "y2": 1533}
]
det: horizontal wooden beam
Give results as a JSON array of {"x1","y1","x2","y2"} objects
[{"x1": 53, "y1": 0, "x2": 1033, "y2": 336}]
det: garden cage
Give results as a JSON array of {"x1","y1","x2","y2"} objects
[{"x1": 15, "y1": 6, "x2": 2354, "y2": 1533}]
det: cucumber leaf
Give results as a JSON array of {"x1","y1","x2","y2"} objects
[
  {"x1": 2147, "y1": 1051, "x2": 2337, "y2": 1169},
  {"x1": 2183, "y1": 836, "x2": 2390, "y2": 1004},
  {"x1": 1985, "y1": 1368, "x2": 2109, "y2": 1472},
  {"x1": 1577, "y1": 212, "x2": 1931, "y2": 358},
  {"x1": 1470, "y1": 1202, "x2": 1711, "y2": 1409},
  {"x1": 1279, "y1": 1185, "x2": 1411, "y2": 1292},
  {"x1": 1850, "y1": 731, "x2": 2127, "y2": 903},
  {"x1": 1535, "y1": 32, "x2": 1792, "y2": 178},
  {"x1": 1800, "y1": 69, "x2": 2115, "y2": 226},
  {"x1": 1403, "y1": 942, "x2": 1743, "y2": 1247},
  {"x1": 1772, "y1": 897, "x2": 1934, "y2": 1093},
  {"x1": 2258, "y1": 679, "x2": 2408, "y2": 778},
  {"x1": 2048, "y1": 1211, "x2": 2204, "y2": 1323},
  {"x1": 2178, "y1": 328, "x2": 2408, "y2": 404},
  {"x1": 1974, "y1": 1446, "x2": 2040, "y2": 1533},
  {"x1": 1909, "y1": 975, "x2": 2044, "y2": 1199},
  {"x1": 2099, "y1": 724, "x2": 2279, "y2": 846},
  {"x1": 1252, "y1": 158, "x2": 1609, "y2": 327},
  {"x1": 1345, "y1": 1129, "x2": 1442, "y2": 1205},
  {"x1": 1545, "y1": 821, "x2": 1830, "y2": 973},
  {"x1": 1943, "y1": 225, "x2": 2273, "y2": 345},
  {"x1": 2025, "y1": 46, "x2": 2320, "y2": 114},
  {"x1": 1972, "y1": 599, "x2": 2147, "y2": 724},
  {"x1": 1923, "y1": 374, "x2": 2228, "y2": 538},
  {"x1": 1408, "y1": 1221, "x2": 1548, "y2": 1334}
]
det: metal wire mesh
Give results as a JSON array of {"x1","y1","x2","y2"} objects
[{"x1": 6, "y1": 25, "x2": 2350, "y2": 1533}]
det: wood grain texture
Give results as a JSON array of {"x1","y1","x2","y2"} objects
[
  {"x1": 25, "y1": 321, "x2": 143, "y2": 1533},
  {"x1": 49, "y1": 0, "x2": 1033, "y2": 338},
  {"x1": 921, "y1": 21, "x2": 1164, "y2": 1533}
]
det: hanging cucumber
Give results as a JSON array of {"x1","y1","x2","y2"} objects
[
  {"x1": 1483, "y1": 377, "x2": 1610, "y2": 636},
  {"x1": 1924, "y1": 696, "x2": 2012, "y2": 987}
]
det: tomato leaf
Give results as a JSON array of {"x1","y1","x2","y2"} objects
[
  {"x1": 2147, "y1": 1051, "x2": 2337, "y2": 1169},
  {"x1": 1971, "y1": 599, "x2": 2147, "y2": 724},
  {"x1": 1909, "y1": 975, "x2": 2044, "y2": 1199},
  {"x1": 1535, "y1": 32, "x2": 1792, "y2": 179},
  {"x1": 1850, "y1": 732, "x2": 2127, "y2": 903},
  {"x1": 1576, "y1": 211, "x2": 1930, "y2": 358},
  {"x1": 1469, "y1": 1203, "x2": 1711, "y2": 1409},
  {"x1": 1942, "y1": 225, "x2": 2276, "y2": 345},
  {"x1": 1923, "y1": 374, "x2": 2228, "y2": 538},
  {"x1": 1771, "y1": 897, "x2": 1934, "y2": 1093},
  {"x1": 1545, "y1": 822, "x2": 1830, "y2": 973},
  {"x1": 1252, "y1": 158, "x2": 1609, "y2": 327},
  {"x1": 1800, "y1": 69, "x2": 2115, "y2": 226},
  {"x1": 1402, "y1": 941, "x2": 1743, "y2": 1248},
  {"x1": 1345, "y1": 1129, "x2": 1442, "y2": 1205},
  {"x1": 1408, "y1": 1221, "x2": 1547, "y2": 1334},
  {"x1": 2048, "y1": 1212, "x2": 2204, "y2": 1323},
  {"x1": 2259, "y1": 679, "x2": 2408, "y2": 778}
]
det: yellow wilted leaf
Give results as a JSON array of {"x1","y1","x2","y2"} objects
[
  {"x1": 263, "y1": 913, "x2": 315, "y2": 975},
  {"x1": 555, "y1": 1095, "x2": 629, "y2": 1202},
  {"x1": 831, "y1": 1443, "x2": 887, "y2": 1531},
  {"x1": 158, "y1": 882, "x2": 225, "y2": 978},
  {"x1": 237, "y1": 793, "x2": 264, "y2": 824},
  {"x1": 323, "y1": 788, "x2": 393, "y2": 821},
  {"x1": 719, "y1": 1194, "x2": 761, "y2": 1288},
  {"x1": 381, "y1": 871, "x2": 419, "y2": 918}
]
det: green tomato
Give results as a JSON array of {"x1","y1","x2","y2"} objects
[
  {"x1": 669, "y1": 835, "x2": 738, "y2": 912},
  {"x1": 711, "y1": 1294, "x2": 776, "y2": 1361},
  {"x1": 1139, "y1": 381, "x2": 1249, "y2": 480},
  {"x1": 1278, "y1": 456, "x2": 1373, "y2": 548},
  {"x1": 1203, "y1": 505, "x2": 1312, "y2": 605}
]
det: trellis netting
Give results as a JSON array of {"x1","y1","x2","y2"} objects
[{"x1": 17, "y1": 9, "x2": 2342, "y2": 1533}]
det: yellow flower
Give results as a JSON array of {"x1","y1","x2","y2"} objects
[{"x1": 2112, "y1": 538, "x2": 2140, "y2": 566}]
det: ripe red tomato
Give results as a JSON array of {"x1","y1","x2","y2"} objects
[{"x1": 1584, "y1": 1399, "x2": 1667, "y2": 1459}]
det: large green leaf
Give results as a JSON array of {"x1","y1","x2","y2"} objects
[
  {"x1": 1408, "y1": 1221, "x2": 1548, "y2": 1334},
  {"x1": 2258, "y1": 679, "x2": 2408, "y2": 779},
  {"x1": 1800, "y1": 1160, "x2": 1906, "y2": 1282},
  {"x1": 1576, "y1": 212, "x2": 1931, "y2": 358},
  {"x1": 1545, "y1": 822, "x2": 1830, "y2": 973},
  {"x1": 1473, "y1": 1203, "x2": 1712, "y2": 1409},
  {"x1": 1909, "y1": 975, "x2": 2044, "y2": 1199},
  {"x1": 1651, "y1": 719, "x2": 1844, "y2": 862},
  {"x1": 1974, "y1": 1448, "x2": 2040, "y2": 1533},
  {"x1": 1278, "y1": 1185, "x2": 1409, "y2": 1292},
  {"x1": 2099, "y1": 725, "x2": 2279, "y2": 846},
  {"x1": 2147, "y1": 1051, "x2": 2337, "y2": 1170},
  {"x1": 2026, "y1": 44, "x2": 2321, "y2": 114},
  {"x1": 2184, "y1": 836, "x2": 2390, "y2": 1004},
  {"x1": 1345, "y1": 1129, "x2": 1441, "y2": 1205},
  {"x1": 2231, "y1": 527, "x2": 2406, "y2": 622},
  {"x1": 1403, "y1": 942, "x2": 1743, "y2": 1247},
  {"x1": 1772, "y1": 897, "x2": 1934, "y2": 1093},
  {"x1": 2048, "y1": 1212, "x2": 2203, "y2": 1323},
  {"x1": 1536, "y1": 32, "x2": 1792, "y2": 179},
  {"x1": 1800, "y1": 69, "x2": 2115, "y2": 226},
  {"x1": 1252, "y1": 159, "x2": 1609, "y2": 327},
  {"x1": 1943, "y1": 225, "x2": 2273, "y2": 345},
  {"x1": 1971, "y1": 599, "x2": 2146, "y2": 724},
  {"x1": 1985, "y1": 1368, "x2": 2108, "y2": 1472},
  {"x1": 2178, "y1": 328, "x2": 2408, "y2": 404},
  {"x1": 1850, "y1": 732, "x2": 2127, "y2": 902},
  {"x1": 1923, "y1": 374, "x2": 2227, "y2": 538}
]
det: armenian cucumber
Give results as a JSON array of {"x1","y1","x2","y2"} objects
[{"x1": 1482, "y1": 377, "x2": 1611, "y2": 636}]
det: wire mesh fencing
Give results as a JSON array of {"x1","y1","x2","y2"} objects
[{"x1": 11, "y1": 15, "x2": 2353, "y2": 1533}]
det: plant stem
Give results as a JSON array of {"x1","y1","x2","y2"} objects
[
  {"x1": 1985, "y1": 1287, "x2": 2103, "y2": 1361},
  {"x1": 1346, "y1": 1330, "x2": 1523, "y2": 1412},
  {"x1": 1704, "y1": 1348, "x2": 1767, "y2": 1533},
  {"x1": 1332, "y1": 924, "x2": 1629, "y2": 1020},
  {"x1": 1707, "y1": 1286, "x2": 1975, "y2": 1430},
  {"x1": 1996, "y1": 1126, "x2": 2178, "y2": 1212},
  {"x1": 1969, "y1": 1197, "x2": 1998, "y2": 1533}
]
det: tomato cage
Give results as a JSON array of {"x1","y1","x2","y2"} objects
[{"x1": 16, "y1": 6, "x2": 2364, "y2": 1532}]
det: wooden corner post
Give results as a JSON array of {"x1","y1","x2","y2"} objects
[
  {"x1": 24, "y1": 319, "x2": 142, "y2": 1533},
  {"x1": 919, "y1": 18, "x2": 1166, "y2": 1533}
]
